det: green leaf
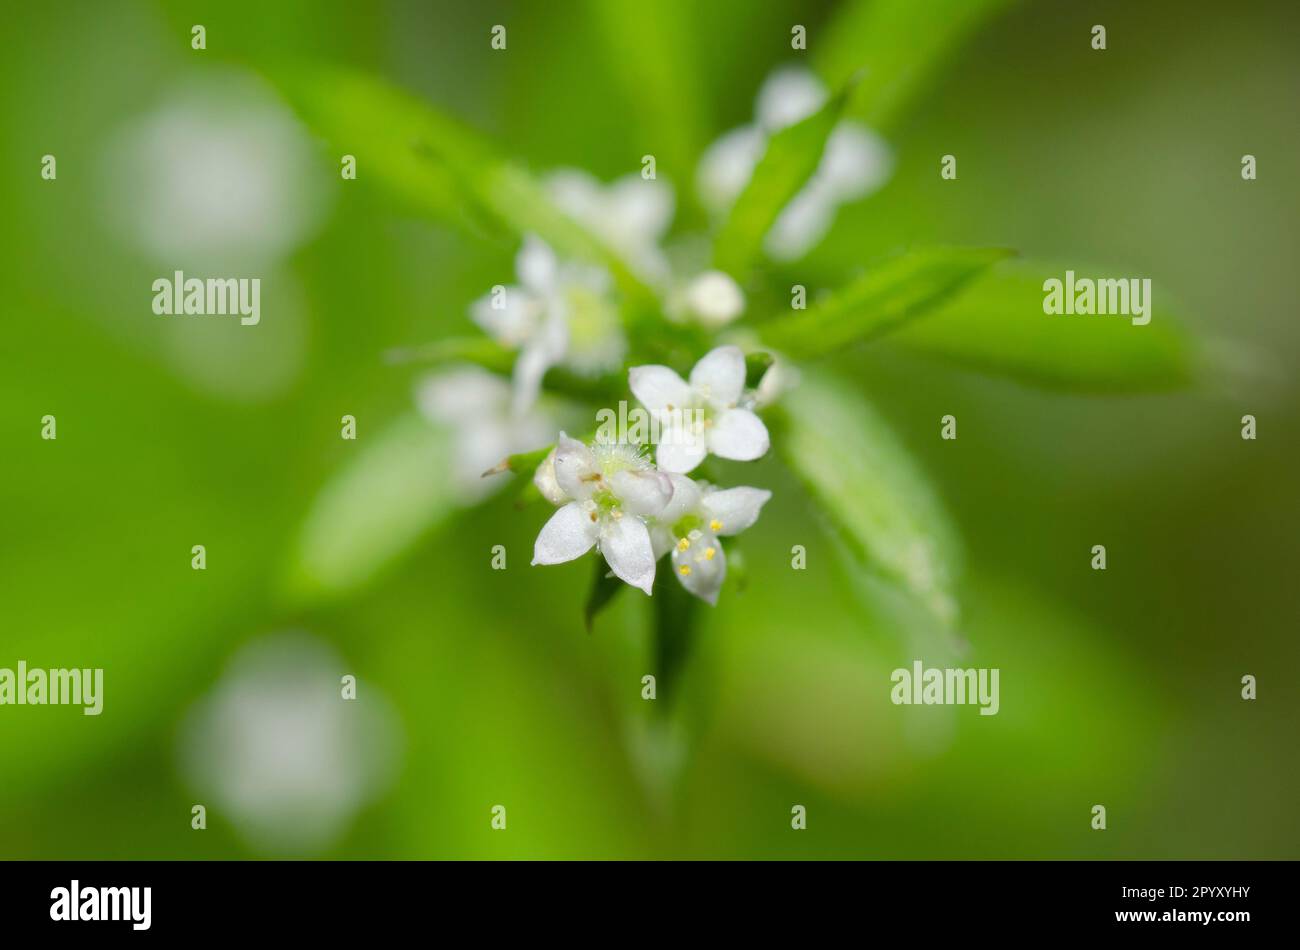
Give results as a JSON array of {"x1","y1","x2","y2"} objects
[
  {"x1": 758, "y1": 246, "x2": 1012, "y2": 358},
  {"x1": 775, "y1": 371, "x2": 961, "y2": 627},
  {"x1": 267, "y1": 64, "x2": 653, "y2": 301},
  {"x1": 713, "y1": 84, "x2": 849, "y2": 277},
  {"x1": 384, "y1": 336, "x2": 515, "y2": 374},
  {"x1": 583, "y1": 0, "x2": 708, "y2": 195},
  {"x1": 816, "y1": 0, "x2": 1017, "y2": 131},
  {"x1": 282, "y1": 412, "x2": 461, "y2": 603},
  {"x1": 889, "y1": 260, "x2": 1203, "y2": 390}
]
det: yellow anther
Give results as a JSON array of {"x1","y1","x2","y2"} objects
[
  {"x1": 709, "y1": 519, "x2": 722, "y2": 532},
  {"x1": 678, "y1": 565, "x2": 692, "y2": 576},
  {"x1": 677, "y1": 537, "x2": 690, "y2": 552},
  {"x1": 704, "y1": 547, "x2": 716, "y2": 561}
]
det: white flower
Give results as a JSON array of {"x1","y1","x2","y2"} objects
[
  {"x1": 416, "y1": 366, "x2": 553, "y2": 499},
  {"x1": 179, "y1": 633, "x2": 400, "y2": 855},
  {"x1": 695, "y1": 65, "x2": 892, "y2": 262},
  {"x1": 650, "y1": 473, "x2": 771, "y2": 605},
  {"x1": 677, "y1": 269, "x2": 746, "y2": 328},
  {"x1": 629, "y1": 345, "x2": 770, "y2": 473},
  {"x1": 546, "y1": 169, "x2": 675, "y2": 283},
  {"x1": 471, "y1": 235, "x2": 625, "y2": 414},
  {"x1": 531, "y1": 433, "x2": 674, "y2": 594},
  {"x1": 104, "y1": 72, "x2": 329, "y2": 268}
]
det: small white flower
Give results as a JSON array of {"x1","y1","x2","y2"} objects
[
  {"x1": 755, "y1": 65, "x2": 828, "y2": 133},
  {"x1": 471, "y1": 235, "x2": 626, "y2": 414},
  {"x1": 650, "y1": 473, "x2": 771, "y2": 605},
  {"x1": 179, "y1": 633, "x2": 400, "y2": 854},
  {"x1": 546, "y1": 169, "x2": 674, "y2": 283},
  {"x1": 104, "y1": 72, "x2": 329, "y2": 268},
  {"x1": 678, "y1": 269, "x2": 746, "y2": 329},
  {"x1": 629, "y1": 345, "x2": 770, "y2": 473},
  {"x1": 695, "y1": 65, "x2": 893, "y2": 262},
  {"x1": 531, "y1": 433, "x2": 674, "y2": 594},
  {"x1": 416, "y1": 366, "x2": 553, "y2": 499}
]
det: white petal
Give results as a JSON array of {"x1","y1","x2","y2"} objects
[
  {"x1": 753, "y1": 359, "x2": 800, "y2": 409},
  {"x1": 707, "y1": 408, "x2": 770, "y2": 461},
  {"x1": 414, "y1": 367, "x2": 510, "y2": 425},
  {"x1": 689, "y1": 345, "x2": 746, "y2": 406},
  {"x1": 628, "y1": 364, "x2": 692, "y2": 416},
  {"x1": 516, "y1": 235, "x2": 558, "y2": 296},
  {"x1": 650, "y1": 523, "x2": 676, "y2": 561},
  {"x1": 600, "y1": 515, "x2": 656, "y2": 594},
  {"x1": 672, "y1": 535, "x2": 726, "y2": 606},
  {"x1": 545, "y1": 169, "x2": 604, "y2": 224},
  {"x1": 608, "y1": 175, "x2": 675, "y2": 245},
  {"x1": 553, "y1": 432, "x2": 599, "y2": 500},
  {"x1": 511, "y1": 339, "x2": 555, "y2": 416},
  {"x1": 755, "y1": 66, "x2": 827, "y2": 133},
  {"x1": 656, "y1": 472, "x2": 704, "y2": 525},
  {"x1": 702, "y1": 486, "x2": 771, "y2": 536},
  {"x1": 764, "y1": 180, "x2": 836, "y2": 262},
  {"x1": 818, "y1": 122, "x2": 892, "y2": 201},
  {"x1": 533, "y1": 448, "x2": 567, "y2": 505},
  {"x1": 654, "y1": 426, "x2": 708, "y2": 474},
  {"x1": 610, "y1": 469, "x2": 674, "y2": 518},
  {"x1": 532, "y1": 501, "x2": 599, "y2": 565},
  {"x1": 683, "y1": 270, "x2": 745, "y2": 328},
  {"x1": 470, "y1": 287, "x2": 536, "y2": 348},
  {"x1": 695, "y1": 125, "x2": 764, "y2": 213}
]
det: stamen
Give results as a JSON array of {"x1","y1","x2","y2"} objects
[
  {"x1": 678, "y1": 565, "x2": 692, "y2": 576},
  {"x1": 709, "y1": 519, "x2": 722, "y2": 532}
]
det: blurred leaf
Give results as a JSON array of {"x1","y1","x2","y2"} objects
[
  {"x1": 384, "y1": 336, "x2": 515, "y2": 373},
  {"x1": 759, "y1": 246, "x2": 1012, "y2": 358},
  {"x1": 267, "y1": 64, "x2": 654, "y2": 302},
  {"x1": 889, "y1": 260, "x2": 1203, "y2": 390},
  {"x1": 283, "y1": 412, "x2": 460, "y2": 603},
  {"x1": 713, "y1": 84, "x2": 849, "y2": 277},
  {"x1": 584, "y1": 0, "x2": 707, "y2": 194},
  {"x1": 817, "y1": 0, "x2": 1018, "y2": 130},
  {"x1": 775, "y1": 371, "x2": 961, "y2": 627},
  {"x1": 584, "y1": 558, "x2": 626, "y2": 632}
]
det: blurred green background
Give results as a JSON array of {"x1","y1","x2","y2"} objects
[{"x1": 2, "y1": 0, "x2": 1297, "y2": 859}]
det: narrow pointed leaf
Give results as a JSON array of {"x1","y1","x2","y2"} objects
[
  {"x1": 889, "y1": 260, "x2": 1204, "y2": 390},
  {"x1": 759, "y1": 246, "x2": 1012, "y2": 358},
  {"x1": 267, "y1": 64, "x2": 652, "y2": 301},
  {"x1": 713, "y1": 85, "x2": 849, "y2": 277},
  {"x1": 775, "y1": 371, "x2": 961, "y2": 627},
  {"x1": 283, "y1": 412, "x2": 460, "y2": 603}
]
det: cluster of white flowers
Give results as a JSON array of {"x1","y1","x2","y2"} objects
[
  {"x1": 423, "y1": 66, "x2": 895, "y2": 601},
  {"x1": 530, "y1": 345, "x2": 771, "y2": 605},
  {"x1": 696, "y1": 64, "x2": 892, "y2": 261}
]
